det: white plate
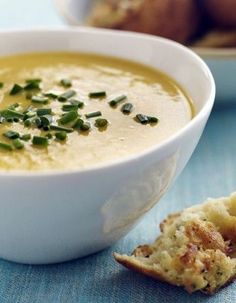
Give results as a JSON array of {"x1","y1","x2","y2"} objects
[{"x1": 54, "y1": 0, "x2": 236, "y2": 102}]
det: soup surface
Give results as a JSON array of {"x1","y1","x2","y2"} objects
[{"x1": 0, "y1": 52, "x2": 193, "y2": 171}]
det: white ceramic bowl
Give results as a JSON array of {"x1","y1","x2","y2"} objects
[
  {"x1": 0, "y1": 28, "x2": 215, "y2": 264},
  {"x1": 54, "y1": 0, "x2": 235, "y2": 103}
]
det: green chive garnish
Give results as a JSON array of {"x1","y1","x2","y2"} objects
[
  {"x1": 70, "y1": 99, "x2": 84, "y2": 109},
  {"x1": 135, "y1": 114, "x2": 149, "y2": 124},
  {"x1": 80, "y1": 122, "x2": 91, "y2": 132},
  {"x1": 62, "y1": 104, "x2": 78, "y2": 112},
  {"x1": 72, "y1": 118, "x2": 84, "y2": 130},
  {"x1": 32, "y1": 136, "x2": 48, "y2": 147},
  {"x1": 8, "y1": 103, "x2": 19, "y2": 110},
  {"x1": 3, "y1": 131, "x2": 20, "y2": 139},
  {"x1": 58, "y1": 90, "x2": 76, "y2": 102},
  {"x1": 23, "y1": 111, "x2": 36, "y2": 121},
  {"x1": 40, "y1": 115, "x2": 52, "y2": 127},
  {"x1": 95, "y1": 118, "x2": 108, "y2": 128},
  {"x1": 45, "y1": 133, "x2": 53, "y2": 139},
  {"x1": 0, "y1": 141, "x2": 13, "y2": 151},
  {"x1": 89, "y1": 91, "x2": 106, "y2": 98},
  {"x1": 24, "y1": 81, "x2": 40, "y2": 90},
  {"x1": 109, "y1": 95, "x2": 127, "y2": 107},
  {"x1": 6, "y1": 118, "x2": 14, "y2": 123},
  {"x1": 36, "y1": 108, "x2": 52, "y2": 116},
  {"x1": 31, "y1": 96, "x2": 49, "y2": 104},
  {"x1": 9, "y1": 84, "x2": 23, "y2": 95},
  {"x1": 0, "y1": 82, "x2": 4, "y2": 89},
  {"x1": 59, "y1": 110, "x2": 78, "y2": 125},
  {"x1": 55, "y1": 131, "x2": 67, "y2": 141},
  {"x1": 50, "y1": 125, "x2": 74, "y2": 133},
  {"x1": 147, "y1": 116, "x2": 159, "y2": 124},
  {"x1": 12, "y1": 139, "x2": 24, "y2": 149},
  {"x1": 60, "y1": 79, "x2": 72, "y2": 88},
  {"x1": 85, "y1": 111, "x2": 102, "y2": 119},
  {"x1": 121, "y1": 103, "x2": 133, "y2": 114},
  {"x1": 20, "y1": 134, "x2": 31, "y2": 141},
  {"x1": 25, "y1": 92, "x2": 33, "y2": 100},
  {"x1": 44, "y1": 91, "x2": 60, "y2": 99},
  {"x1": 1, "y1": 109, "x2": 24, "y2": 120}
]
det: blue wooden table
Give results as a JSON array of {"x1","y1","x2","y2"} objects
[{"x1": 0, "y1": 1, "x2": 235, "y2": 302}]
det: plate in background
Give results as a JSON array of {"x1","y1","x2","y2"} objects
[{"x1": 54, "y1": 0, "x2": 236, "y2": 103}]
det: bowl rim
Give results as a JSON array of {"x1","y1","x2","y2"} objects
[{"x1": 0, "y1": 27, "x2": 216, "y2": 177}]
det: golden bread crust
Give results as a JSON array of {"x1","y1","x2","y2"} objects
[{"x1": 114, "y1": 193, "x2": 236, "y2": 294}]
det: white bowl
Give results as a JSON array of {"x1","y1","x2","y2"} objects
[
  {"x1": 0, "y1": 28, "x2": 215, "y2": 264},
  {"x1": 54, "y1": 0, "x2": 235, "y2": 103}
]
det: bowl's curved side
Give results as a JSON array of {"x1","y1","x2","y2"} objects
[{"x1": 0, "y1": 28, "x2": 215, "y2": 263}]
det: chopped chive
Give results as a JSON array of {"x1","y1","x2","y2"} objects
[
  {"x1": 13, "y1": 117, "x2": 19, "y2": 123},
  {"x1": 23, "y1": 111, "x2": 36, "y2": 121},
  {"x1": 95, "y1": 118, "x2": 108, "y2": 128},
  {"x1": 121, "y1": 103, "x2": 133, "y2": 114},
  {"x1": 89, "y1": 91, "x2": 106, "y2": 98},
  {"x1": 0, "y1": 82, "x2": 4, "y2": 89},
  {"x1": 8, "y1": 103, "x2": 19, "y2": 110},
  {"x1": 32, "y1": 136, "x2": 48, "y2": 147},
  {"x1": 147, "y1": 116, "x2": 159, "y2": 124},
  {"x1": 0, "y1": 109, "x2": 24, "y2": 119},
  {"x1": 24, "y1": 119, "x2": 33, "y2": 127},
  {"x1": 85, "y1": 111, "x2": 102, "y2": 119},
  {"x1": 70, "y1": 99, "x2": 84, "y2": 109},
  {"x1": 50, "y1": 125, "x2": 74, "y2": 133},
  {"x1": 59, "y1": 110, "x2": 78, "y2": 125},
  {"x1": 58, "y1": 90, "x2": 76, "y2": 102},
  {"x1": 62, "y1": 104, "x2": 78, "y2": 112},
  {"x1": 31, "y1": 96, "x2": 49, "y2": 104},
  {"x1": 20, "y1": 134, "x2": 31, "y2": 141},
  {"x1": 43, "y1": 126, "x2": 50, "y2": 131},
  {"x1": 72, "y1": 118, "x2": 84, "y2": 130},
  {"x1": 6, "y1": 118, "x2": 13, "y2": 123},
  {"x1": 3, "y1": 130, "x2": 20, "y2": 139},
  {"x1": 109, "y1": 95, "x2": 127, "y2": 107},
  {"x1": 40, "y1": 115, "x2": 52, "y2": 127},
  {"x1": 45, "y1": 133, "x2": 53, "y2": 139},
  {"x1": 44, "y1": 91, "x2": 60, "y2": 99},
  {"x1": 9, "y1": 84, "x2": 23, "y2": 95},
  {"x1": 34, "y1": 117, "x2": 42, "y2": 128},
  {"x1": 60, "y1": 79, "x2": 72, "y2": 88},
  {"x1": 24, "y1": 81, "x2": 40, "y2": 90},
  {"x1": 36, "y1": 108, "x2": 52, "y2": 116},
  {"x1": 135, "y1": 114, "x2": 149, "y2": 124},
  {"x1": 26, "y1": 78, "x2": 41, "y2": 83},
  {"x1": 0, "y1": 141, "x2": 13, "y2": 151},
  {"x1": 12, "y1": 139, "x2": 24, "y2": 149},
  {"x1": 55, "y1": 131, "x2": 67, "y2": 141},
  {"x1": 80, "y1": 122, "x2": 91, "y2": 132}
]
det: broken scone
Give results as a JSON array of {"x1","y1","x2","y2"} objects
[{"x1": 114, "y1": 193, "x2": 236, "y2": 294}]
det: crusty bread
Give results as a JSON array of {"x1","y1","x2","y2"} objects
[
  {"x1": 203, "y1": 0, "x2": 236, "y2": 27},
  {"x1": 192, "y1": 29, "x2": 236, "y2": 48},
  {"x1": 114, "y1": 193, "x2": 236, "y2": 294},
  {"x1": 87, "y1": 0, "x2": 201, "y2": 44}
]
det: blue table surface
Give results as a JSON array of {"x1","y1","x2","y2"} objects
[{"x1": 0, "y1": 1, "x2": 235, "y2": 302}]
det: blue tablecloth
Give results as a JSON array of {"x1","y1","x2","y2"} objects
[{"x1": 0, "y1": 1, "x2": 235, "y2": 302}]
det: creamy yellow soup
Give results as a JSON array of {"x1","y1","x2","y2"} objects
[{"x1": 0, "y1": 52, "x2": 193, "y2": 171}]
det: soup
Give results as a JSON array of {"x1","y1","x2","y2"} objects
[{"x1": 0, "y1": 52, "x2": 193, "y2": 171}]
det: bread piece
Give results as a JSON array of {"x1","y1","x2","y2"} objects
[
  {"x1": 114, "y1": 193, "x2": 236, "y2": 294},
  {"x1": 192, "y1": 29, "x2": 236, "y2": 48},
  {"x1": 87, "y1": 0, "x2": 201, "y2": 44},
  {"x1": 203, "y1": 0, "x2": 236, "y2": 27}
]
